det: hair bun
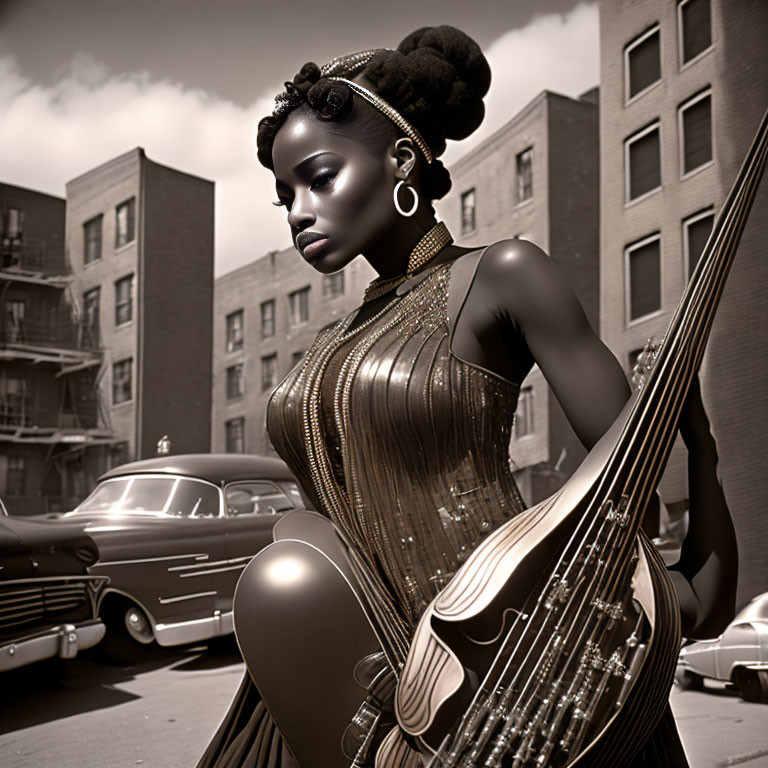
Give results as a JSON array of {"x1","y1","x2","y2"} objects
[{"x1": 364, "y1": 25, "x2": 491, "y2": 157}]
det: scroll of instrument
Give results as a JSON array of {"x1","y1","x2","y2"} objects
[{"x1": 390, "y1": 109, "x2": 767, "y2": 767}]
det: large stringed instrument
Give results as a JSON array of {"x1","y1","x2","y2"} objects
[
  {"x1": 392, "y1": 109, "x2": 767, "y2": 767},
  {"x1": 234, "y1": 109, "x2": 766, "y2": 768}
]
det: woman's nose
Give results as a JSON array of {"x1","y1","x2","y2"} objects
[{"x1": 287, "y1": 190, "x2": 315, "y2": 231}]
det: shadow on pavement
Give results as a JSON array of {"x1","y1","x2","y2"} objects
[
  {"x1": 171, "y1": 635, "x2": 244, "y2": 672},
  {"x1": 0, "y1": 644, "x2": 201, "y2": 734}
]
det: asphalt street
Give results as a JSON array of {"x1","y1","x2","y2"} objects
[{"x1": 0, "y1": 639, "x2": 766, "y2": 768}]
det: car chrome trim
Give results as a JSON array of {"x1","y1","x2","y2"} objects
[
  {"x1": 154, "y1": 611, "x2": 234, "y2": 646},
  {"x1": 158, "y1": 591, "x2": 218, "y2": 605},
  {"x1": 168, "y1": 555, "x2": 252, "y2": 572},
  {"x1": 92, "y1": 553, "x2": 209, "y2": 567},
  {"x1": 0, "y1": 620, "x2": 105, "y2": 672},
  {"x1": 179, "y1": 564, "x2": 250, "y2": 578}
]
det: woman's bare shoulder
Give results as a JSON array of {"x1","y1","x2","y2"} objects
[{"x1": 475, "y1": 238, "x2": 587, "y2": 333}]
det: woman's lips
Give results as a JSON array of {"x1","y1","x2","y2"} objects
[{"x1": 302, "y1": 237, "x2": 330, "y2": 259}]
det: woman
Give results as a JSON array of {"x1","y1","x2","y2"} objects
[{"x1": 198, "y1": 26, "x2": 737, "y2": 768}]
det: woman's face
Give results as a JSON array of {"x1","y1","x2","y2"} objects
[{"x1": 271, "y1": 107, "x2": 399, "y2": 273}]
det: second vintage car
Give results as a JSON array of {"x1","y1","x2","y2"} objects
[
  {"x1": 51, "y1": 453, "x2": 312, "y2": 658},
  {"x1": 677, "y1": 592, "x2": 768, "y2": 703}
]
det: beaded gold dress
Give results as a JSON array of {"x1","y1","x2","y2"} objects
[{"x1": 196, "y1": 249, "x2": 689, "y2": 768}]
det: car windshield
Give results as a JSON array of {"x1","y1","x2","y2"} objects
[
  {"x1": 734, "y1": 593, "x2": 768, "y2": 622},
  {"x1": 71, "y1": 476, "x2": 220, "y2": 517}
]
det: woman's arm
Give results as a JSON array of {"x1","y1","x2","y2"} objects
[
  {"x1": 669, "y1": 375, "x2": 738, "y2": 639},
  {"x1": 477, "y1": 239, "x2": 737, "y2": 637}
]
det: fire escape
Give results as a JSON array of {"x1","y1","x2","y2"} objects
[{"x1": 1, "y1": 234, "x2": 123, "y2": 512}]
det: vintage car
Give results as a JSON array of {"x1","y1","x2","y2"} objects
[
  {"x1": 53, "y1": 454, "x2": 312, "y2": 658},
  {"x1": 677, "y1": 592, "x2": 768, "y2": 703},
  {"x1": 0, "y1": 496, "x2": 108, "y2": 672}
]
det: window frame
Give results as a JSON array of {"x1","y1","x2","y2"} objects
[
  {"x1": 624, "y1": 120, "x2": 662, "y2": 205},
  {"x1": 112, "y1": 357, "x2": 134, "y2": 405},
  {"x1": 460, "y1": 188, "x2": 476, "y2": 236},
  {"x1": 261, "y1": 352, "x2": 278, "y2": 392},
  {"x1": 226, "y1": 362, "x2": 245, "y2": 400},
  {"x1": 624, "y1": 232, "x2": 664, "y2": 326},
  {"x1": 225, "y1": 416, "x2": 246, "y2": 454},
  {"x1": 322, "y1": 271, "x2": 345, "y2": 299},
  {"x1": 288, "y1": 286, "x2": 310, "y2": 327},
  {"x1": 513, "y1": 386, "x2": 534, "y2": 439},
  {"x1": 678, "y1": 0, "x2": 713, "y2": 70},
  {"x1": 515, "y1": 147, "x2": 534, "y2": 205},
  {"x1": 6, "y1": 456, "x2": 26, "y2": 497},
  {"x1": 682, "y1": 207, "x2": 715, "y2": 279},
  {"x1": 115, "y1": 198, "x2": 136, "y2": 250},
  {"x1": 226, "y1": 309, "x2": 244, "y2": 353},
  {"x1": 83, "y1": 214, "x2": 103, "y2": 265},
  {"x1": 114, "y1": 273, "x2": 134, "y2": 327},
  {"x1": 624, "y1": 24, "x2": 662, "y2": 104},
  {"x1": 260, "y1": 299, "x2": 276, "y2": 339},
  {"x1": 678, "y1": 87, "x2": 713, "y2": 179}
]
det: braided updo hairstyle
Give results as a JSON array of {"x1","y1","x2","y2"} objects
[{"x1": 256, "y1": 25, "x2": 491, "y2": 201}]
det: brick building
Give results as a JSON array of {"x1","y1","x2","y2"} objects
[
  {"x1": 212, "y1": 247, "x2": 376, "y2": 455},
  {"x1": 0, "y1": 183, "x2": 121, "y2": 515},
  {"x1": 599, "y1": 0, "x2": 768, "y2": 602},
  {"x1": 437, "y1": 89, "x2": 600, "y2": 505},
  {"x1": 66, "y1": 148, "x2": 214, "y2": 462}
]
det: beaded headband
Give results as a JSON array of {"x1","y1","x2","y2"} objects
[{"x1": 317, "y1": 49, "x2": 435, "y2": 165}]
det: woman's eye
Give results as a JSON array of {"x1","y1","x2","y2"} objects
[
  {"x1": 310, "y1": 172, "x2": 336, "y2": 190},
  {"x1": 273, "y1": 197, "x2": 292, "y2": 209}
]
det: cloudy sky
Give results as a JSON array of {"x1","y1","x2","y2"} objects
[{"x1": 0, "y1": 0, "x2": 600, "y2": 276}]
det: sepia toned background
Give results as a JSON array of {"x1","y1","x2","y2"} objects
[{"x1": 1, "y1": 1, "x2": 767, "y2": 766}]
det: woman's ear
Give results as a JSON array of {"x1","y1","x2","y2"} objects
[{"x1": 392, "y1": 137, "x2": 417, "y2": 180}]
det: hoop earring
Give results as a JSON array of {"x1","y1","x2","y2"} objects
[{"x1": 394, "y1": 181, "x2": 419, "y2": 217}]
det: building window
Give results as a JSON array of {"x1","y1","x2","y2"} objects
[
  {"x1": 115, "y1": 274, "x2": 134, "y2": 326},
  {"x1": 625, "y1": 122, "x2": 661, "y2": 202},
  {"x1": 226, "y1": 417, "x2": 245, "y2": 453},
  {"x1": 288, "y1": 287, "x2": 310, "y2": 326},
  {"x1": 323, "y1": 272, "x2": 345, "y2": 298},
  {"x1": 679, "y1": 0, "x2": 711, "y2": 66},
  {"x1": 625, "y1": 25, "x2": 661, "y2": 101},
  {"x1": 679, "y1": 89, "x2": 712, "y2": 176},
  {"x1": 115, "y1": 198, "x2": 136, "y2": 248},
  {"x1": 226, "y1": 363, "x2": 245, "y2": 400},
  {"x1": 112, "y1": 358, "x2": 133, "y2": 405},
  {"x1": 626, "y1": 234, "x2": 662, "y2": 322},
  {"x1": 82, "y1": 286, "x2": 100, "y2": 348},
  {"x1": 460, "y1": 189, "x2": 476, "y2": 235},
  {"x1": 3, "y1": 377, "x2": 28, "y2": 426},
  {"x1": 291, "y1": 350, "x2": 305, "y2": 367},
  {"x1": 6, "y1": 456, "x2": 26, "y2": 496},
  {"x1": 514, "y1": 387, "x2": 534, "y2": 438},
  {"x1": 261, "y1": 353, "x2": 278, "y2": 391},
  {"x1": 226, "y1": 310, "x2": 244, "y2": 352},
  {"x1": 683, "y1": 208, "x2": 714, "y2": 277},
  {"x1": 260, "y1": 299, "x2": 275, "y2": 339},
  {"x1": 516, "y1": 148, "x2": 534, "y2": 203},
  {"x1": 5, "y1": 299, "x2": 25, "y2": 343},
  {"x1": 83, "y1": 215, "x2": 102, "y2": 264},
  {"x1": 4, "y1": 208, "x2": 22, "y2": 241}
]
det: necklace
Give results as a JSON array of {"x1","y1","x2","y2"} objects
[{"x1": 361, "y1": 221, "x2": 453, "y2": 304}]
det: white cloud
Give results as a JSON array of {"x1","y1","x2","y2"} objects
[
  {"x1": 443, "y1": 3, "x2": 600, "y2": 166},
  {"x1": 0, "y1": 52, "x2": 289, "y2": 276},
  {"x1": 0, "y1": 4, "x2": 598, "y2": 277}
]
